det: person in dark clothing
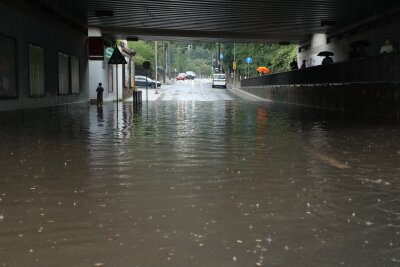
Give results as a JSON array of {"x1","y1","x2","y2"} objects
[
  {"x1": 300, "y1": 59, "x2": 307, "y2": 69},
  {"x1": 96, "y1": 82, "x2": 104, "y2": 107},
  {"x1": 321, "y1": 55, "x2": 333, "y2": 65},
  {"x1": 289, "y1": 58, "x2": 298, "y2": 70}
]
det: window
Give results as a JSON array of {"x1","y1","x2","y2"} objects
[
  {"x1": 70, "y1": 56, "x2": 80, "y2": 94},
  {"x1": 29, "y1": 44, "x2": 45, "y2": 97},
  {"x1": 58, "y1": 52, "x2": 70, "y2": 95},
  {"x1": 0, "y1": 34, "x2": 17, "y2": 99}
]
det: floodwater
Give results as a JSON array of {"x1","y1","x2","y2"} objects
[{"x1": 0, "y1": 89, "x2": 399, "y2": 266}]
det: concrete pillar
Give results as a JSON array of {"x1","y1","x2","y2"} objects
[
  {"x1": 88, "y1": 27, "x2": 108, "y2": 103},
  {"x1": 301, "y1": 33, "x2": 329, "y2": 66},
  {"x1": 311, "y1": 33, "x2": 327, "y2": 48},
  {"x1": 88, "y1": 27, "x2": 102, "y2": 37}
]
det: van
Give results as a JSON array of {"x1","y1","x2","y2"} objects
[{"x1": 212, "y1": 74, "x2": 227, "y2": 88}]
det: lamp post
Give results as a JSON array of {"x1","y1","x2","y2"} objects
[{"x1": 155, "y1": 41, "x2": 158, "y2": 94}]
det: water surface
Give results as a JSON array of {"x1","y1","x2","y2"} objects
[{"x1": 0, "y1": 96, "x2": 399, "y2": 266}]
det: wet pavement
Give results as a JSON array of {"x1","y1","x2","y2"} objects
[{"x1": 0, "y1": 80, "x2": 399, "y2": 266}]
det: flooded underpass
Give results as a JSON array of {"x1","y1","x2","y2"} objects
[{"x1": 0, "y1": 92, "x2": 399, "y2": 266}]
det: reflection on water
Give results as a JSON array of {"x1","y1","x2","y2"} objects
[{"x1": 0, "y1": 101, "x2": 399, "y2": 266}]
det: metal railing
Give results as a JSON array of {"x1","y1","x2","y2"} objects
[{"x1": 241, "y1": 52, "x2": 400, "y2": 87}]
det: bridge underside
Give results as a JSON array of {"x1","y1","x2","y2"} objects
[
  {"x1": 1, "y1": 0, "x2": 400, "y2": 113},
  {"x1": 8, "y1": 0, "x2": 400, "y2": 43}
]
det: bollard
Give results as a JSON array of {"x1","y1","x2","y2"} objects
[{"x1": 132, "y1": 91, "x2": 142, "y2": 106}]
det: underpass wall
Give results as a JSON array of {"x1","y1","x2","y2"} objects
[
  {"x1": 238, "y1": 83, "x2": 400, "y2": 119},
  {"x1": 0, "y1": 2, "x2": 89, "y2": 112},
  {"x1": 298, "y1": 18, "x2": 400, "y2": 67}
]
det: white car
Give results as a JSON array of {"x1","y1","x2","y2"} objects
[
  {"x1": 212, "y1": 74, "x2": 227, "y2": 88},
  {"x1": 185, "y1": 71, "x2": 196, "y2": 80}
]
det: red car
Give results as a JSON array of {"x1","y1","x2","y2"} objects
[{"x1": 176, "y1": 73, "x2": 186, "y2": 81}]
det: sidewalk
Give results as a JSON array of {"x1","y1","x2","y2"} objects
[
  {"x1": 227, "y1": 82, "x2": 268, "y2": 101},
  {"x1": 125, "y1": 87, "x2": 167, "y2": 102}
]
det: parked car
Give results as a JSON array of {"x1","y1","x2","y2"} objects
[
  {"x1": 176, "y1": 73, "x2": 186, "y2": 81},
  {"x1": 212, "y1": 73, "x2": 227, "y2": 88},
  {"x1": 135, "y1": 75, "x2": 161, "y2": 88},
  {"x1": 185, "y1": 71, "x2": 196, "y2": 80}
]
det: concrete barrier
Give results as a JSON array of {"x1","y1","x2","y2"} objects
[
  {"x1": 240, "y1": 52, "x2": 400, "y2": 118},
  {"x1": 239, "y1": 83, "x2": 400, "y2": 119}
]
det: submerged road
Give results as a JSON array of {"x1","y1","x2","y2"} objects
[
  {"x1": 0, "y1": 79, "x2": 399, "y2": 266},
  {"x1": 160, "y1": 78, "x2": 233, "y2": 101}
]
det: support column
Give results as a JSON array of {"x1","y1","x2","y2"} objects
[{"x1": 311, "y1": 33, "x2": 328, "y2": 48}]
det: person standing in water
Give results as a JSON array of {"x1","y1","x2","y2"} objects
[{"x1": 96, "y1": 82, "x2": 104, "y2": 107}]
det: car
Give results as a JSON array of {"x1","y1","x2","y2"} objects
[
  {"x1": 212, "y1": 73, "x2": 227, "y2": 88},
  {"x1": 185, "y1": 71, "x2": 196, "y2": 80},
  {"x1": 176, "y1": 73, "x2": 186, "y2": 81},
  {"x1": 135, "y1": 75, "x2": 161, "y2": 88}
]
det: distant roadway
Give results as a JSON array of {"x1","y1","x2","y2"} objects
[{"x1": 160, "y1": 78, "x2": 233, "y2": 101}]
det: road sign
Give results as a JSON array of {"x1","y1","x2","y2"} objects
[
  {"x1": 104, "y1": 47, "x2": 114, "y2": 59},
  {"x1": 233, "y1": 62, "x2": 237, "y2": 70},
  {"x1": 220, "y1": 53, "x2": 224, "y2": 60},
  {"x1": 245, "y1": 57, "x2": 252, "y2": 64},
  {"x1": 108, "y1": 47, "x2": 127, "y2": 65}
]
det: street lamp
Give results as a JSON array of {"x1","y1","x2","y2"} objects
[{"x1": 155, "y1": 41, "x2": 158, "y2": 94}]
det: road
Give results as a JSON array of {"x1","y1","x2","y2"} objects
[
  {"x1": 0, "y1": 81, "x2": 399, "y2": 266},
  {"x1": 159, "y1": 78, "x2": 233, "y2": 101}
]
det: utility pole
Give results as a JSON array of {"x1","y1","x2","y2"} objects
[
  {"x1": 168, "y1": 43, "x2": 171, "y2": 79},
  {"x1": 218, "y1": 43, "x2": 221, "y2": 73},
  {"x1": 233, "y1": 43, "x2": 236, "y2": 85},
  {"x1": 163, "y1": 42, "x2": 166, "y2": 83},
  {"x1": 211, "y1": 54, "x2": 214, "y2": 73},
  {"x1": 155, "y1": 41, "x2": 158, "y2": 94}
]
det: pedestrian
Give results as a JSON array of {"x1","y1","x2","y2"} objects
[
  {"x1": 321, "y1": 55, "x2": 333, "y2": 65},
  {"x1": 380, "y1": 37, "x2": 394, "y2": 54},
  {"x1": 300, "y1": 59, "x2": 307, "y2": 69},
  {"x1": 96, "y1": 82, "x2": 104, "y2": 107},
  {"x1": 289, "y1": 58, "x2": 298, "y2": 70}
]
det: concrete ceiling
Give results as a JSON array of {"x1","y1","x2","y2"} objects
[{"x1": 19, "y1": 0, "x2": 400, "y2": 43}]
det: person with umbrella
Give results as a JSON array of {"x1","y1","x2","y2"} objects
[
  {"x1": 257, "y1": 66, "x2": 270, "y2": 75},
  {"x1": 318, "y1": 51, "x2": 334, "y2": 65}
]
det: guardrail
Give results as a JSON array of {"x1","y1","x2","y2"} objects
[{"x1": 241, "y1": 52, "x2": 400, "y2": 87}]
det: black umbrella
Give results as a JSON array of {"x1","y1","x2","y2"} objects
[
  {"x1": 317, "y1": 51, "x2": 334, "y2": 57},
  {"x1": 350, "y1": 40, "x2": 370, "y2": 48}
]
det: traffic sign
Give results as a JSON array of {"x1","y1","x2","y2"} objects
[
  {"x1": 233, "y1": 62, "x2": 237, "y2": 70},
  {"x1": 108, "y1": 47, "x2": 127, "y2": 65},
  {"x1": 104, "y1": 47, "x2": 114, "y2": 59},
  {"x1": 245, "y1": 57, "x2": 252, "y2": 64},
  {"x1": 220, "y1": 53, "x2": 224, "y2": 60}
]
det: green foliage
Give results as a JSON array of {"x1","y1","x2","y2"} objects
[
  {"x1": 126, "y1": 40, "x2": 297, "y2": 79},
  {"x1": 222, "y1": 43, "x2": 298, "y2": 76},
  {"x1": 186, "y1": 58, "x2": 212, "y2": 77},
  {"x1": 127, "y1": 40, "x2": 154, "y2": 65}
]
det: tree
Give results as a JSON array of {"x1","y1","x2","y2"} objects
[
  {"x1": 224, "y1": 43, "x2": 298, "y2": 77},
  {"x1": 128, "y1": 41, "x2": 154, "y2": 65},
  {"x1": 128, "y1": 40, "x2": 155, "y2": 77},
  {"x1": 127, "y1": 40, "x2": 297, "y2": 79}
]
